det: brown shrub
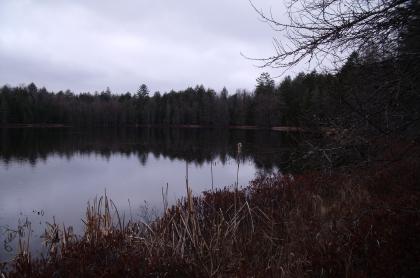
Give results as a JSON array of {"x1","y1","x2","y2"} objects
[{"x1": 2, "y1": 161, "x2": 420, "y2": 277}]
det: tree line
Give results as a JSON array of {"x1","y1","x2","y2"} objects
[
  {"x1": 0, "y1": 73, "x2": 319, "y2": 127},
  {"x1": 2, "y1": 51, "x2": 409, "y2": 130},
  {"x1": 1, "y1": 0, "x2": 419, "y2": 133}
]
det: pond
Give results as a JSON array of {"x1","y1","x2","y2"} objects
[{"x1": 0, "y1": 127, "x2": 298, "y2": 260}]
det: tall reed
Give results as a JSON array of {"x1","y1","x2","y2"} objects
[{"x1": 2, "y1": 159, "x2": 420, "y2": 277}]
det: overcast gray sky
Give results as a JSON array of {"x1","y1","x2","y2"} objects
[{"x1": 0, "y1": 0, "x2": 293, "y2": 94}]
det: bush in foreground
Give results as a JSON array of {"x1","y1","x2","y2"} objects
[{"x1": 2, "y1": 160, "x2": 420, "y2": 277}]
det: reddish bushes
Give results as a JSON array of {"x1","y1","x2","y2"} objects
[{"x1": 2, "y1": 160, "x2": 420, "y2": 277}]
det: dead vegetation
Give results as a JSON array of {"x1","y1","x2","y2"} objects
[{"x1": 1, "y1": 158, "x2": 420, "y2": 277}]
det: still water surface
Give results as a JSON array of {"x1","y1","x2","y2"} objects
[{"x1": 0, "y1": 128, "x2": 296, "y2": 259}]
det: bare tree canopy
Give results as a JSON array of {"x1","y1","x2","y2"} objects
[{"x1": 250, "y1": 0, "x2": 417, "y2": 68}]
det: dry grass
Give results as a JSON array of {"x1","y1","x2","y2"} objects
[{"x1": 1, "y1": 160, "x2": 420, "y2": 277}]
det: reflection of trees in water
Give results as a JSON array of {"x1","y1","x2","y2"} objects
[{"x1": 0, "y1": 128, "x2": 299, "y2": 170}]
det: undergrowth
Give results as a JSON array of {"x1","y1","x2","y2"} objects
[{"x1": 1, "y1": 160, "x2": 420, "y2": 277}]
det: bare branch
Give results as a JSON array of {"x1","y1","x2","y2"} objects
[{"x1": 248, "y1": 0, "x2": 413, "y2": 69}]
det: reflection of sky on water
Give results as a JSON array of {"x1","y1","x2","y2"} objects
[{"x1": 0, "y1": 152, "x2": 261, "y2": 260}]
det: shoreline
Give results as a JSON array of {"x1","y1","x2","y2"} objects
[{"x1": 2, "y1": 159, "x2": 419, "y2": 276}]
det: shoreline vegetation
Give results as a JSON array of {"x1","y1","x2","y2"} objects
[{"x1": 1, "y1": 159, "x2": 419, "y2": 277}]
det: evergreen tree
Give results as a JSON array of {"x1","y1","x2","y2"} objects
[{"x1": 137, "y1": 84, "x2": 149, "y2": 98}]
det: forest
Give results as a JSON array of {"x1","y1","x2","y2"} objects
[
  {"x1": 1, "y1": 49, "x2": 417, "y2": 132},
  {"x1": 0, "y1": 71, "x2": 329, "y2": 127},
  {"x1": 1, "y1": 1, "x2": 419, "y2": 134}
]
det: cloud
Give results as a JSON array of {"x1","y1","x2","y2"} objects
[{"x1": 0, "y1": 0, "x2": 285, "y2": 94}]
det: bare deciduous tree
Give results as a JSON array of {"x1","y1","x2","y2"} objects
[
  {"x1": 249, "y1": 0, "x2": 414, "y2": 69},
  {"x1": 247, "y1": 0, "x2": 420, "y2": 169}
]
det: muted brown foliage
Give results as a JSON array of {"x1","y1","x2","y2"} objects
[{"x1": 2, "y1": 156, "x2": 419, "y2": 277}]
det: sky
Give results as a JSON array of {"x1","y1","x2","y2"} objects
[{"x1": 0, "y1": 0, "x2": 296, "y2": 94}]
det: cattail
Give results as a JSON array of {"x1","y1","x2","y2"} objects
[
  {"x1": 188, "y1": 188, "x2": 194, "y2": 213},
  {"x1": 237, "y1": 142, "x2": 242, "y2": 155}
]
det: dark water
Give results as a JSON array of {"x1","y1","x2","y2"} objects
[{"x1": 0, "y1": 127, "x2": 297, "y2": 260}]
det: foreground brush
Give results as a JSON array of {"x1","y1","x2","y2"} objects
[{"x1": 1, "y1": 159, "x2": 420, "y2": 277}]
